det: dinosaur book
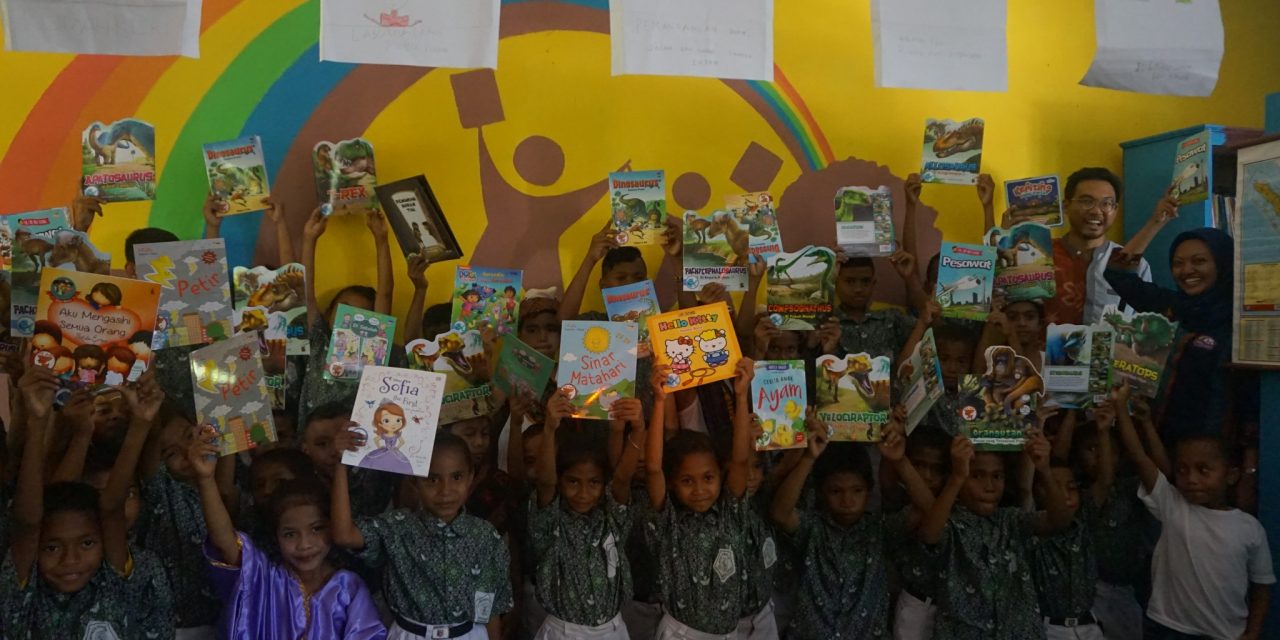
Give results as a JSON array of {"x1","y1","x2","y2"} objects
[
  {"x1": 682, "y1": 210, "x2": 749, "y2": 293},
  {"x1": 375, "y1": 175, "x2": 464, "y2": 263},
  {"x1": 752, "y1": 360, "x2": 808, "y2": 451},
  {"x1": 323, "y1": 304, "x2": 397, "y2": 382},
  {"x1": 833, "y1": 185, "x2": 896, "y2": 257},
  {"x1": 766, "y1": 245, "x2": 837, "y2": 330},
  {"x1": 342, "y1": 366, "x2": 447, "y2": 478},
  {"x1": 935, "y1": 242, "x2": 996, "y2": 321},
  {"x1": 1171, "y1": 130, "x2": 1210, "y2": 206},
  {"x1": 647, "y1": 302, "x2": 742, "y2": 390},
  {"x1": 232, "y1": 264, "x2": 309, "y2": 357},
  {"x1": 602, "y1": 279, "x2": 660, "y2": 358},
  {"x1": 898, "y1": 328, "x2": 945, "y2": 435},
  {"x1": 190, "y1": 333, "x2": 277, "y2": 456},
  {"x1": 81, "y1": 118, "x2": 157, "y2": 202},
  {"x1": 921, "y1": 118, "x2": 984, "y2": 186},
  {"x1": 958, "y1": 346, "x2": 1044, "y2": 451},
  {"x1": 1044, "y1": 323, "x2": 1115, "y2": 409},
  {"x1": 609, "y1": 170, "x2": 666, "y2": 247},
  {"x1": 1004, "y1": 175, "x2": 1063, "y2": 227},
  {"x1": 556, "y1": 321, "x2": 639, "y2": 420},
  {"x1": 203, "y1": 135, "x2": 270, "y2": 216},
  {"x1": 493, "y1": 335, "x2": 555, "y2": 400},
  {"x1": 9, "y1": 212, "x2": 110, "y2": 339},
  {"x1": 1101, "y1": 307, "x2": 1177, "y2": 399},
  {"x1": 314, "y1": 138, "x2": 382, "y2": 216},
  {"x1": 724, "y1": 191, "x2": 782, "y2": 263},
  {"x1": 134, "y1": 239, "x2": 233, "y2": 350},
  {"x1": 815, "y1": 352, "x2": 890, "y2": 442},
  {"x1": 985, "y1": 223, "x2": 1055, "y2": 303},
  {"x1": 450, "y1": 266, "x2": 523, "y2": 336},
  {"x1": 403, "y1": 330, "x2": 495, "y2": 426}
]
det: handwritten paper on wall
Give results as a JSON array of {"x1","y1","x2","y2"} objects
[
  {"x1": 610, "y1": 0, "x2": 774, "y2": 82},
  {"x1": 320, "y1": 0, "x2": 501, "y2": 69},
  {"x1": 1, "y1": 0, "x2": 202, "y2": 57},
  {"x1": 1080, "y1": 0, "x2": 1224, "y2": 97},
  {"x1": 871, "y1": 0, "x2": 1007, "y2": 92}
]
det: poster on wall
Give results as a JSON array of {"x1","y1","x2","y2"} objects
[
  {"x1": 1232, "y1": 138, "x2": 1280, "y2": 367},
  {"x1": 319, "y1": 0, "x2": 501, "y2": 69}
]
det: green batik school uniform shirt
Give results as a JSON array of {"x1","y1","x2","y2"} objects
[
  {"x1": 529, "y1": 491, "x2": 633, "y2": 626},
  {"x1": 139, "y1": 465, "x2": 219, "y2": 629},
  {"x1": 740, "y1": 497, "x2": 777, "y2": 616},
  {"x1": 0, "y1": 547, "x2": 175, "y2": 640},
  {"x1": 787, "y1": 511, "x2": 891, "y2": 640},
  {"x1": 888, "y1": 507, "x2": 943, "y2": 603},
  {"x1": 1027, "y1": 511, "x2": 1097, "y2": 620},
  {"x1": 1087, "y1": 475, "x2": 1149, "y2": 587},
  {"x1": 932, "y1": 506, "x2": 1045, "y2": 640},
  {"x1": 355, "y1": 509, "x2": 513, "y2": 625},
  {"x1": 834, "y1": 308, "x2": 915, "y2": 363}
]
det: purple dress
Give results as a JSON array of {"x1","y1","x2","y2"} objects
[
  {"x1": 359, "y1": 435, "x2": 415, "y2": 475},
  {"x1": 206, "y1": 532, "x2": 387, "y2": 640}
]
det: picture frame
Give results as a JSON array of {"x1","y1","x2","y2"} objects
[{"x1": 375, "y1": 175, "x2": 464, "y2": 263}]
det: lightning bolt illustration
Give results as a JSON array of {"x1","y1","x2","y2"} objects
[{"x1": 145, "y1": 255, "x2": 177, "y2": 289}]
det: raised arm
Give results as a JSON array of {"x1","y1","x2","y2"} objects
[
  {"x1": 537, "y1": 391, "x2": 572, "y2": 507},
  {"x1": 645, "y1": 367, "x2": 670, "y2": 511},
  {"x1": 50, "y1": 391, "x2": 95, "y2": 483},
  {"x1": 561, "y1": 223, "x2": 618, "y2": 321},
  {"x1": 1115, "y1": 392, "x2": 1161, "y2": 493},
  {"x1": 1049, "y1": 408, "x2": 1078, "y2": 463},
  {"x1": 1026, "y1": 429, "x2": 1072, "y2": 535},
  {"x1": 897, "y1": 300, "x2": 940, "y2": 366},
  {"x1": 770, "y1": 422, "x2": 827, "y2": 533},
  {"x1": 366, "y1": 211, "x2": 394, "y2": 315},
  {"x1": 102, "y1": 372, "x2": 165, "y2": 573},
  {"x1": 189, "y1": 425, "x2": 241, "y2": 566},
  {"x1": 403, "y1": 253, "x2": 429, "y2": 344},
  {"x1": 609, "y1": 398, "x2": 646, "y2": 505},
  {"x1": 1122, "y1": 189, "x2": 1179, "y2": 257},
  {"x1": 901, "y1": 173, "x2": 923, "y2": 283},
  {"x1": 725, "y1": 358, "x2": 755, "y2": 499},
  {"x1": 889, "y1": 250, "x2": 928, "y2": 314},
  {"x1": 976, "y1": 174, "x2": 996, "y2": 232},
  {"x1": 879, "y1": 406, "x2": 935, "y2": 520},
  {"x1": 71, "y1": 195, "x2": 104, "y2": 233},
  {"x1": 737, "y1": 262, "x2": 765, "y2": 354},
  {"x1": 506, "y1": 392, "x2": 534, "y2": 483},
  {"x1": 1088, "y1": 393, "x2": 1120, "y2": 508},
  {"x1": 329, "y1": 424, "x2": 365, "y2": 550},
  {"x1": 10, "y1": 367, "x2": 59, "y2": 585},
  {"x1": 301, "y1": 207, "x2": 329, "y2": 322},
  {"x1": 1132, "y1": 395, "x2": 1171, "y2": 477},
  {"x1": 202, "y1": 194, "x2": 224, "y2": 240},
  {"x1": 920, "y1": 436, "x2": 971, "y2": 545}
]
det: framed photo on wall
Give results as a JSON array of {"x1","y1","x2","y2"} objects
[{"x1": 375, "y1": 175, "x2": 464, "y2": 263}]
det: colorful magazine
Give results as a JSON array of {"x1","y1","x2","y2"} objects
[
  {"x1": 134, "y1": 239, "x2": 233, "y2": 350},
  {"x1": 957, "y1": 346, "x2": 1044, "y2": 451},
  {"x1": 450, "y1": 266, "x2": 522, "y2": 336},
  {"x1": 1004, "y1": 175, "x2": 1063, "y2": 227},
  {"x1": 815, "y1": 353, "x2": 891, "y2": 442},
  {"x1": 609, "y1": 170, "x2": 666, "y2": 246},
  {"x1": 1101, "y1": 307, "x2": 1178, "y2": 398},
  {"x1": 752, "y1": 360, "x2": 807, "y2": 451},
  {"x1": 556, "y1": 321, "x2": 639, "y2": 420},
  {"x1": 190, "y1": 333, "x2": 277, "y2": 456},
  {"x1": 33, "y1": 268, "x2": 161, "y2": 387},
  {"x1": 323, "y1": 304, "x2": 396, "y2": 382},
  {"x1": 725, "y1": 191, "x2": 782, "y2": 263},
  {"x1": 921, "y1": 118, "x2": 984, "y2": 186},
  {"x1": 493, "y1": 335, "x2": 556, "y2": 400},
  {"x1": 1172, "y1": 130, "x2": 1210, "y2": 206},
  {"x1": 7, "y1": 208, "x2": 71, "y2": 337},
  {"x1": 682, "y1": 211, "x2": 748, "y2": 293},
  {"x1": 203, "y1": 135, "x2": 270, "y2": 216},
  {"x1": 603, "y1": 279, "x2": 661, "y2": 358},
  {"x1": 232, "y1": 264, "x2": 309, "y2": 356},
  {"x1": 81, "y1": 118, "x2": 156, "y2": 202},
  {"x1": 985, "y1": 223, "x2": 1055, "y2": 303},
  {"x1": 766, "y1": 245, "x2": 837, "y2": 331},
  {"x1": 834, "y1": 185, "x2": 896, "y2": 257},
  {"x1": 375, "y1": 175, "x2": 464, "y2": 262},
  {"x1": 341, "y1": 366, "x2": 447, "y2": 477},
  {"x1": 935, "y1": 242, "x2": 996, "y2": 321},
  {"x1": 898, "y1": 328, "x2": 945, "y2": 435},
  {"x1": 314, "y1": 138, "x2": 381, "y2": 216},
  {"x1": 647, "y1": 302, "x2": 742, "y2": 390},
  {"x1": 1044, "y1": 324, "x2": 1115, "y2": 409},
  {"x1": 404, "y1": 330, "x2": 495, "y2": 425}
]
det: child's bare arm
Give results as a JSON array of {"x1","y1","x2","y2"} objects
[
  {"x1": 1243, "y1": 583, "x2": 1270, "y2": 640},
  {"x1": 725, "y1": 358, "x2": 755, "y2": 499},
  {"x1": 403, "y1": 253, "x2": 429, "y2": 343},
  {"x1": 1090, "y1": 390, "x2": 1122, "y2": 508},
  {"x1": 101, "y1": 372, "x2": 164, "y2": 573},
  {"x1": 561, "y1": 223, "x2": 618, "y2": 321},
  {"x1": 1049, "y1": 408, "x2": 1077, "y2": 463},
  {"x1": 920, "y1": 436, "x2": 971, "y2": 545},
  {"x1": 737, "y1": 262, "x2": 764, "y2": 354},
  {"x1": 329, "y1": 424, "x2": 365, "y2": 549},
  {"x1": 889, "y1": 250, "x2": 928, "y2": 314},
  {"x1": 1026, "y1": 429, "x2": 1072, "y2": 535},
  {"x1": 367, "y1": 211, "x2": 394, "y2": 315},
  {"x1": 1115, "y1": 395, "x2": 1161, "y2": 493},
  {"x1": 301, "y1": 207, "x2": 328, "y2": 322},
  {"x1": 610, "y1": 399, "x2": 646, "y2": 505},
  {"x1": 645, "y1": 367, "x2": 670, "y2": 511},
  {"x1": 202, "y1": 194, "x2": 223, "y2": 240},
  {"x1": 50, "y1": 391, "x2": 94, "y2": 483},
  {"x1": 190, "y1": 426, "x2": 241, "y2": 566},
  {"x1": 898, "y1": 300, "x2": 941, "y2": 366},
  {"x1": 771, "y1": 424, "x2": 826, "y2": 533},
  {"x1": 880, "y1": 407, "x2": 935, "y2": 519},
  {"x1": 901, "y1": 173, "x2": 923, "y2": 286},
  {"x1": 537, "y1": 392, "x2": 571, "y2": 507},
  {"x1": 264, "y1": 198, "x2": 296, "y2": 265},
  {"x1": 214, "y1": 451, "x2": 239, "y2": 519},
  {"x1": 11, "y1": 368, "x2": 59, "y2": 584},
  {"x1": 1133, "y1": 396, "x2": 1171, "y2": 477},
  {"x1": 976, "y1": 174, "x2": 996, "y2": 232}
]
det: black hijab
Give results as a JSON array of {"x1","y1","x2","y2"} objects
[{"x1": 1169, "y1": 227, "x2": 1233, "y2": 335}]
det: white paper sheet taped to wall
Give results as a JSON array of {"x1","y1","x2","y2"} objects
[
  {"x1": 1, "y1": 0, "x2": 202, "y2": 58},
  {"x1": 610, "y1": 0, "x2": 774, "y2": 82},
  {"x1": 872, "y1": 0, "x2": 1008, "y2": 92},
  {"x1": 1080, "y1": 0, "x2": 1224, "y2": 97},
  {"x1": 320, "y1": 0, "x2": 501, "y2": 69}
]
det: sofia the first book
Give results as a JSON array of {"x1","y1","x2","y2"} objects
[{"x1": 342, "y1": 366, "x2": 447, "y2": 478}]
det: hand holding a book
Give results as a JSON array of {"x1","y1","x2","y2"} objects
[
  {"x1": 650, "y1": 364, "x2": 671, "y2": 404},
  {"x1": 333, "y1": 421, "x2": 365, "y2": 458},
  {"x1": 608, "y1": 397, "x2": 644, "y2": 428},
  {"x1": 660, "y1": 214, "x2": 683, "y2": 258},
  {"x1": 904, "y1": 173, "x2": 922, "y2": 207},
  {"x1": 918, "y1": 299, "x2": 943, "y2": 328},
  {"x1": 17, "y1": 365, "x2": 57, "y2": 423},
  {"x1": 889, "y1": 250, "x2": 918, "y2": 282},
  {"x1": 588, "y1": 221, "x2": 620, "y2": 264},
  {"x1": 976, "y1": 174, "x2": 995, "y2": 210},
  {"x1": 60, "y1": 389, "x2": 94, "y2": 436},
  {"x1": 120, "y1": 369, "x2": 164, "y2": 425},
  {"x1": 202, "y1": 193, "x2": 226, "y2": 230},
  {"x1": 545, "y1": 389, "x2": 573, "y2": 432},
  {"x1": 407, "y1": 252, "x2": 430, "y2": 291},
  {"x1": 804, "y1": 409, "x2": 830, "y2": 461},
  {"x1": 365, "y1": 209, "x2": 389, "y2": 241},
  {"x1": 1024, "y1": 428, "x2": 1052, "y2": 473},
  {"x1": 1149, "y1": 187, "x2": 1180, "y2": 227},
  {"x1": 733, "y1": 357, "x2": 755, "y2": 396},
  {"x1": 304, "y1": 207, "x2": 329, "y2": 241},
  {"x1": 71, "y1": 195, "x2": 104, "y2": 233},
  {"x1": 187, "y1": 425, "x2": 221, "y2": 480},
  {"x1": 695, "y1": 282, "x2": 728, "y2": 306},
  {"x1": 809, "y1": 317, "x2": 841, "y2": 354},
  {"x1": 753, "y1": 314, "x2": 781, "y2": 358},
  {"x1": 878, "y1": 406, "x2": 908, "y2": 463},
  {"x1": 950, "y1": 436, "x2": 974, "y2": 480}
]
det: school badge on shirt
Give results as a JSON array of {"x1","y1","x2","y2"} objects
[
  {"x1": 475, "y1": 591, "x2": 495, "y2": 623},
  {"x1": 713, "y1": 547, "x2": 737, "y2": 583}
]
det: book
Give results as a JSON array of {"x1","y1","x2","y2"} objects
[
  {"x1": 602, "y1": 279, "x2": 660, "y2": 358},
  {"x1": 985, "y1": 223, "x2": 1055, "y2": 302},
  {"x1": 81, "y1": 118, "x2": 156, "y2": 202},
  {"x1": 1004, "y1": 175, "x2": 1063, "y2": 226},
  {"x1": 609, "y1": 170, "x2": 666, "y2": 246},
  {"x1": 190, "y1": 333, "x2": 277, "y2": 456},
  {"x1": 682, "y1": 210, "x2": 748, "y2": 292},
  {"x1": 898, "y1": 328, "x2": 945, "y2": 435},
  {"x1": 957, "y1": 346, "x2": 1044, "y2": 451},
  {"x1": 404, "y1": 330, "x2": 496, "y2": 425},
  {"x1": 203, "y1": 135, "x2": 270, "y2": 216},
  {"x1": 323, "y1": 304, "x2": 397, "y2": 382},
  {"x1": 7, "y1": 208, "x2": 71, "y2": 337},
  {"x1": 935, "y1": 242, "x2": 996, "y2": 321},
  {"x1": 134, "y1": 239, "x2": 233, "y2": 350},
  {"x1": 231, "y1": 264, "x2": 309, "y2": 356},
  {"x1": 766, "y1": 245, "x2": 837, "y2": 330},
  {"x1": 752, "y1": 360, "x2": 807, "y2": 451},
  {"x1": 815, "y1": 353, "x2": 891, "y2": 442},
  {"x1": 834, "y1": 185, "x2": 896, "y2": 256},
  {"x1": 375, "y1": 175, "x2": 464, "y2": 262},
  {"x1": 314, "y1": 138, "x2": 382, "y2": 216},
  {"x1": 450, "y1": 266, "x2": 523, "y2": 336},
  {"x1": 1044, "y1": 324, "x2": 1116, "y2": 409},
  {"x1": 1101, "y1": 307, "x2": 1178, "y2": 399},
  {"x1": 341, "y1": 365, "x2": 447, "y2": 477},
  {"x1": 556, "y1": 321, "x2": 639, "y2": 420},
  {"x1": 493, "y1": 335, "x2": 556, "y2": 400},
  {"x1": 1172, "y1": 130, "x2": 1211, "y2": 206},
  {"x1": 724, "y1": 191, "x2": 782, "y2": 263},
  {"x1": 647, "y1": 302, "x2": 742, "y2": 390},
  {"x1": 921, "y1": 118, "x2": 984, "y2": 186},
  {"x1": 33, "y1": 268, "x2": 161, "y2": 387}
]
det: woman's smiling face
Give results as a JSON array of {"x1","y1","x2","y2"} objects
[{"x1": 1171, "y1": 238, "x2": 1217, "y2": 296}]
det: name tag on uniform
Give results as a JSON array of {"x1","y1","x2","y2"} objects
[
  {"x1": 475, "y1": 591, "x2": 495, "y2": 624},
  {"x1": 713, "y1": 547, "x2": 736, "y2": 583}
]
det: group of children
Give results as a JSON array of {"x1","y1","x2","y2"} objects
[{"x1": 0, "y1": 165, "x2": 1272, "y2": 640}]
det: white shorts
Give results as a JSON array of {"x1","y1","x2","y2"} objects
[
  {"x1": 389, "y1": 621, "x2": 489, "y2": 640},
  {"x1": 1045, "y1": 619, "x2": 1105, "y2": 640},
  {"x1": 734, "y1": 601, "x2": 777, "y2": 640},
  {"x1": 893, "y1": 590, "x2": 936, "y2": 640},
  {"x1": 622, "y1": 601, "x2": 662, "y2": 640},
  {"x1": 1092, "y1": 581, "x2": 1143, "y2": 640},
  {"x1": 535, "y1": 613, "x2": 629, "y2": 640},
  {"x1": 654, "y1": 613, "x2": 735, "y2": 640}
]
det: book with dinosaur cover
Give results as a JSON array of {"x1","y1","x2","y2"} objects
[
  {"x1": 7, "y1": 208, "x2": 70, "y2": 337},
  {"x1": 232, "y1": 264, "x2": 309, "y2": 356},
  {"x1": 1004, "y1": 175, "x2": 1063, "y2": 227},
  {"x1": 898, "y1": 328, "x2": 945, "y2": 435},
  {"x1": 374, "y1": 175, "x2": 464, "y2": 263},
  {"x1": 647, "y1": 302, "x2": 741, "y2": 391},
  {"x1": 450, "y1": 266, "x2": 522, "y2": 336},
  {"x1": 493, "y1": 335, "x2": 555, "y2": 400},
  {"x1": 134, "y1": 239, "x2": 233, "y2": 350},
  {"x1": 752, "y1": 360, "x2": 808, "y2": 451},
  {"x1": 1101, "y1": 307, "x2": 1177, "y2": 398},
  {"x1": 1044, "y1": 324, "x2": 1116, "y2": 409},
  {"x1": 985, "y1": 223, "x2": 1055, "y2": 303},
  {"x1": 834, "y1": 185, "x2": 896, "y2": 257},
  {"x1": 957, "y1": 346, "x2": 1044, "y2": 451},
  {"x1": 815, "y1": 353, "x2": 891, "y2": 442},
  {"x1": 342, "y1": 365, "x2": 447, "y2": 478},
  {"x1": 766, "y1": 245, "x2": 837, "y2": 331},
  {"x1": 323, "y1": 304, "x2": 396, "y2": 382},
  {"x1": 190, "y1": 333, "x2": 277, "y2": 456},
  {"x1": 921, "y1": 118, "x2": 984, "y2": 186},
  {"x1": 682, "y1": 210, "x2": 749, "y2": 293},
  {"x1": 313, "y1": 138, "x2": 381, "y2": 216},
  {"x1": 556, "y1": 321, "x2": 639, "y2": 420},
  {"x1": 404, "y1": 330, "x2": 496, "y2": 425},
  {"x1": 724, "y1": 191, "x2": 782, "y2": 263},
  {"x1": 935, "y1": 242, "x2": 996, "y2": 321},
  {"x1": 81, "y1": 118, "x2": 156, "y2": 202},
  {"x1": 203, "y1": 135, "x2": 270, "y2": 216},
  {"x1": 33, "y1": 268, "x2": 161, "y2": 388},
  {"x1": 609, "y1": 170, "x2": 666, "y2": 247},
  {"x1": 602, "y1": 279, "x2": 660, "y2": 358},
  {"x1": 1171, "y1": 130, "x2": 1211, "y2": 206}
]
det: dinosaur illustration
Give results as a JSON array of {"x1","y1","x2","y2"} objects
[
  {"x1": 84, "y1": 120, "x2": 155, "y2": 166},
  {"x1": 709, "y1": 213, "x2": 750, "y2": 266},
  {"x1": 844, "y1": 353, "x2": 875, "y2": 400},
  {"x1": 209, "y1": 162, "x2": 266, "y2": 201},
  {"x1": 767, "y1": 250, "x2": 811, "y2": 284},
  {"x1": 817, "y1": 355, "x2": 847, "y2": 400},
  {"x1": 804, "y1": 247, "x2": 836, "y2": 303},
  {"x1": 242, "y1": 266, "x2": 304, "y2": 313},
  {"x1": 615, "y1": 194, "x2": 648, "y2": 226},
  {"x1": 333, "y1": 138, "x2": 376, "y2": 187},
  {"x1": 684, "y1": 211, "x2": 712, "y2": 245},
  {"x1": 50, "y1": 231, "x2": 109, "y2": 274},
  {"x1": 13, "y1": 230, "x2": 53, "y2": 270},
  {"x1": 435, "y1": 333, "x2": 473, "y2": 375},
  {"x1": 1104, "y1": 311, "x2": 1176, "y2": 359},
  {"x1": 236, "y1": 308, "x2": 269, "y2": 333},
  {"x1": 834, "y1": 188, "x2": 874, "y2": 222},
  {"x1": 932, "y1": 119, "x2": 984, "y2": 158}
]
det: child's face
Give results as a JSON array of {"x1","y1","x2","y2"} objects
[
  {"x1": 518, "y1": 312, "x2": 562, "y2": 360},
  {"x1": 671, "y1": 451, "x2": 722, "y2": 513},
  {"x1": 449, "y1": 418, "x2": 491, "y2": 469},
  {"x1": 836, "y1": 265, "x2": 875, "y2": 311},
  {"x1": 961, "y1": 452, "x2": 1005, "y2": 516},
  {"x1": 745, "y1": 454, "x2": 765, "y2": 495},
  {"x1": 417, "y1": 448, "x2": 474, "y2": 521},
  {"x1": 522, "y1": 432, "x2": 543, "y2": 483},
  {"x1": 1175, "y1": 440, "x2": 1234, "y2": 508},
  {"x1": 1005, "y1": 302, "x2": 1045, "y2": 347},
  {"x1": 276, "y1": 504, "x2": 331, "y2": 575},
  {"x1": 764, "y1": 331, "x2": 802, "y2": 360},
  {"x1": 908, "y1": 446, "x2": 948, "y2": 496},
  {"x1": 252, "y1": 460, "x2": 297, "y2": 509},
  {"x1": 39, "y1": 511, "x2": 103, "y2": 594},
  {"x1": 559, "y1": 460, "x2": 606, "y2": 514},
  {"x1": 1037, "y1": 467, "x2": 1080, "y2": 517},
  {"x1": 1075, "y1": 432, "x2": 1118, "y2": 482},
  {"x1": 599, "y1": 258, "x2": 647, "y2": 289},
  {"x1": 936, "y1": 339, "x2": 973, "y2": 392},
  {"x1": 91, "y1": 392, "x2": 128, "y2": 440},
  {"x1": 159, "y1": 418, "x2": 197, "y2": 482},
  {"x1": 821, "y1": 471, "x2": 870, "y2": 527},
  {"x1": 301, "y1": 416, "x2": 347, "y2": 478}
]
